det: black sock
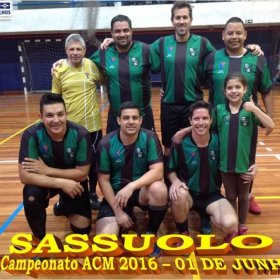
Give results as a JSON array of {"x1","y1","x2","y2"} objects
[
  {"x1": 175, "y1": 218, "x2": 189, "y2": 233},
  {"x1": 163, "y1": 155, "x2": 171, "y2": 189},
  {"x1": 146, "y1": 204, "x2": 169, "y2": 234}
]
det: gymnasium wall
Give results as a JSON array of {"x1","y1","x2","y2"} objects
[{"x1": 0, "y1": 1, "x2": 279, "y2": 95}]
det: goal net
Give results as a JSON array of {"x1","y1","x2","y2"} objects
[{"x1": 19, "y1": 1, "x2": 100, "y2": 94}]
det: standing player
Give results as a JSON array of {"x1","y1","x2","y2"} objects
[
  {"x1": 52, "y1": 33, "x2": 105, "y2": 210},
  {"x1": 151, "y1": 1, "x2": 215, "y2": 176},
  {"x1": 19, "y1": 93, "x2": 92, "y2": 243},
  {"x1": 52, "y1": 15, "x2": 160, "y2": 133},
  {"x1": 203, "y1": 17, "x2": 274, "y2": 214},
  {"x1": 95, "y1": 101, "x2": 169, "y2": 257},
  {"x1": 212, "y1": 72, "x2": 274, "y2": 240},
  {"x1": 90, "y1": 15, "x2": 160, "y2": 133}
]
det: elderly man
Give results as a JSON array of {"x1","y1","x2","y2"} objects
[{"x1": 52, "y1": 33, "x2": 105, "y2": 210}]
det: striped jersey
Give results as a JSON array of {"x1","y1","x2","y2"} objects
[
  {"x1": 212, "y1": 102, "x2": 263, "y2": 173},
  {"x1": 19, "y1": 121, "x2": 92, "y2": 168},
  {"x1": 90, "y1": 41, "x2": 160, "y2": 116},
  {"x1": 167, "y1": 132, "x2": 221, "y2": 196},
  {"x1": 96, "y1": 128, "x2": 163, "y2": 194},
  {"x1": 203, "y1": 49, "x2": 274, "y2": 107},
  {"x1": 152, "y1": 34, "x2": 216, "y2": 104}
]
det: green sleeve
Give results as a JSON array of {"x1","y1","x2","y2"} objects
[
  {"x1": 149, "y1": 46, "x2": 161, "y2": 74},
  {"x1": 259, "y1": 61, "x2": 274, "y2": 94},
  {"x1": 90, "y1": 50, "x2": 101, "y2": 67}
]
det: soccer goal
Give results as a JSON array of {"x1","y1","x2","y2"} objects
[{"x1": 18, "y1": 1, "x2": 100, "y2": 94}]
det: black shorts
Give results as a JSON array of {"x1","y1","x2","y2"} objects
[
  {"x1": 106, "y1": 106, "x2": 155, "y2": 134},
  {"x1": 161, "y1": 102, "x2": 194, "y2": 147},
  {"x1": 189, "y1": 191, "x2": 225, "y2": 217},
  {"x1": 97, "y1": 189, "x2": 148, "y2": 220},
  {"x1": 49, "y1": 180, "x2": 91, "y2": 219}
]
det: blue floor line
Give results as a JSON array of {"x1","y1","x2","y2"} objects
[{"x1": 0, "y1": 202, "x2": 24, "y2": 235}]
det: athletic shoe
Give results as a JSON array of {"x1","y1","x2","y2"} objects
[
  {"x1": 32, "y1": 256, "x2": 48, "y2": 262},
  {"x1": 199, "y1": 217, "x2": 212, "y2": 234},
  {"x1": 149, "y1": 242, "x2": 161, "y2": 258},
  {"x1": 90, "y1": 193, "x2": 101, "y2": 210},
  {"x1": 238, "y1": 226, "x2": 248, "y2": 236},
  {"x1": 249, "y1": 196, "x2": 261, "y2": 214},
  {"x1": 53, "y1": 198, "x2": 63, "y2": 216},
  {"x1": 223, "y1": 231, "x2": 238, "y2": 244},
  {"x1": 177, "y1": 231, "x2": 189, "y2": 247}
]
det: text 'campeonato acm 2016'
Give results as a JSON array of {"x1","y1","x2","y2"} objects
[{"x1": 1, "y1": 233, "x2": 280, "y2": 277}]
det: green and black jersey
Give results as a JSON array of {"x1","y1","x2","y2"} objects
[
  {"x1": 152, "y1": 34, "x2": 216, "y2": 104},
  {"x1": 19, "y1": 121, "x2": 92, "y2": 168},
  {"x1": 167, "y1": 132, "x2": 221, "y2": 196},
  {"x1": 96, "y1": 128, "x2": 163, "y2": 194},
  {"x1": 90, "y1": 41, "x2": 160, "y2": 116},
  {"x1": 203, "y1": 49, "x2": 274, "y2": 107},
  {"x1": 212, "y1": 102, "x2": 263, "y2": 173}
]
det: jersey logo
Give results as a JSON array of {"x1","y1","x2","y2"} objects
[
  {"x1": 225, "y1": 115, "x2": 230, "y2": 124},
  {"x1": 109, "y1": 57, "x2": 116, "y2": 68},
  {"x1": 217, "y1": 62, "x2": 226, "y2": 73},
  {"x1": 243, "y1": 63, "x2": 255, "y2": 73},
  {"x1": 115, "y1": 151, "x2": 121, "y2": 162},
  {"x1": 190, "y1": 152, "x2": 197, "y2": 164},
  {"x1": 189, "y1": 48, "x2": 197, "y2": 56},
  {"x1": 67, "y1": 148, "x2": 76, "y2": 158},
  {"x1": 240, "y1": 116, "x2": 250, "y2": 127},
  {"x1": 41, "y1": 146, "x2": 49, "y2": 155},
  {"x1": 135, "y1": 147, "x2": 145, "y2": 158},
  {"x1": 131, "y1": 57, "x2": 140, "y2": 66},
  {"x1": 210, "y1": 150, "x2": 217, "y2": 161},
  {"x1": 166, "y1": 46, "x2": 173, "y2": 57},
  {"x1": 85, "y1": 72, "x2": 89, "y2": 79}
]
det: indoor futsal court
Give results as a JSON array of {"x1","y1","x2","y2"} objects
[{"x1": 0, "y1": 87, "x2": 280, "y2": 279}]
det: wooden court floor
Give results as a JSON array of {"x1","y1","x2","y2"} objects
[{"x1": 0, "y1": 88, "x2": 280, "y2": 279}]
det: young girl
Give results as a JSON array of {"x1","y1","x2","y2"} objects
[{"x1": 212, "y1": 71, "x2": 275, "y2": 243}]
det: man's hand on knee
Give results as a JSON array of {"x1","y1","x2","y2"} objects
[
  {"x1": 115, "y1": 210, "x2": 134, "y2": 229},
  {"x1": 115, "y1": 184, "x2": 134, "y2": 208},
  {"x1": 59, "y1": 179, "x2": 84, "y2": 199},
  {"x1": 169, "y1": 180, "x2": 188, "y2": 201}
]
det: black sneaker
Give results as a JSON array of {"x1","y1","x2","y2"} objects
[
  {"x1": 90, "y1": 193, "x2": 101, "y2": 210},
  {"x1": 53, "y1": 198, "x2": 63, "y2": 216}
]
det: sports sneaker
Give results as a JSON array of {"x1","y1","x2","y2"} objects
[
  {"x1": 199, "y1": 217, "x2": 212, "y2": 234},
  {"x1": 177, "y1": 231, "x2": 189, "y2": 247},
  {"x1": 149, "y1": 242, "x2": 161, "y2": 258},
  {"x1": 223, "y1": 231, "x2": 238, "y2": 244},
  {"x1": 53, "y1": 198, "x2": 63, "y2": 216},
  {"x1": 32, "y1": 256, "x2": 48, "y2": 262},
  {"x1": 90, "y1": 193, "x2": 101, "y2": 210},
  {"x1": 249, "y1": 196, "x2": 261, "y2": 214},
  {"x1": 238, "y1": 226, "x2": 248, "y2": 236}
]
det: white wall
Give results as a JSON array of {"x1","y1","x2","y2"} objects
[{"x1": 1, "y1": 1, "x2": 280, "y2": 35}]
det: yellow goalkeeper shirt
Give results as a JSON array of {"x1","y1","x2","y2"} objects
[{"x1": 52, "y1": 58, "x2": 105, "y2": 133}]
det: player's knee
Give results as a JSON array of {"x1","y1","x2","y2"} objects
[
  {"x1": 170, "y1": 188, "x2": 189, "y2": 207},
  {"x1": 220, "y1": 213, "x2": 238, "y2": 232},
  {"x1": 23, "y1": 185, "x2": 48, "y2": 209},
  {"x1": 148, "y1": 181, "x2": 168, "y2": 202},
  {"x1": 70, "y1": 223, "x2": 91, "y2": 235}
]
